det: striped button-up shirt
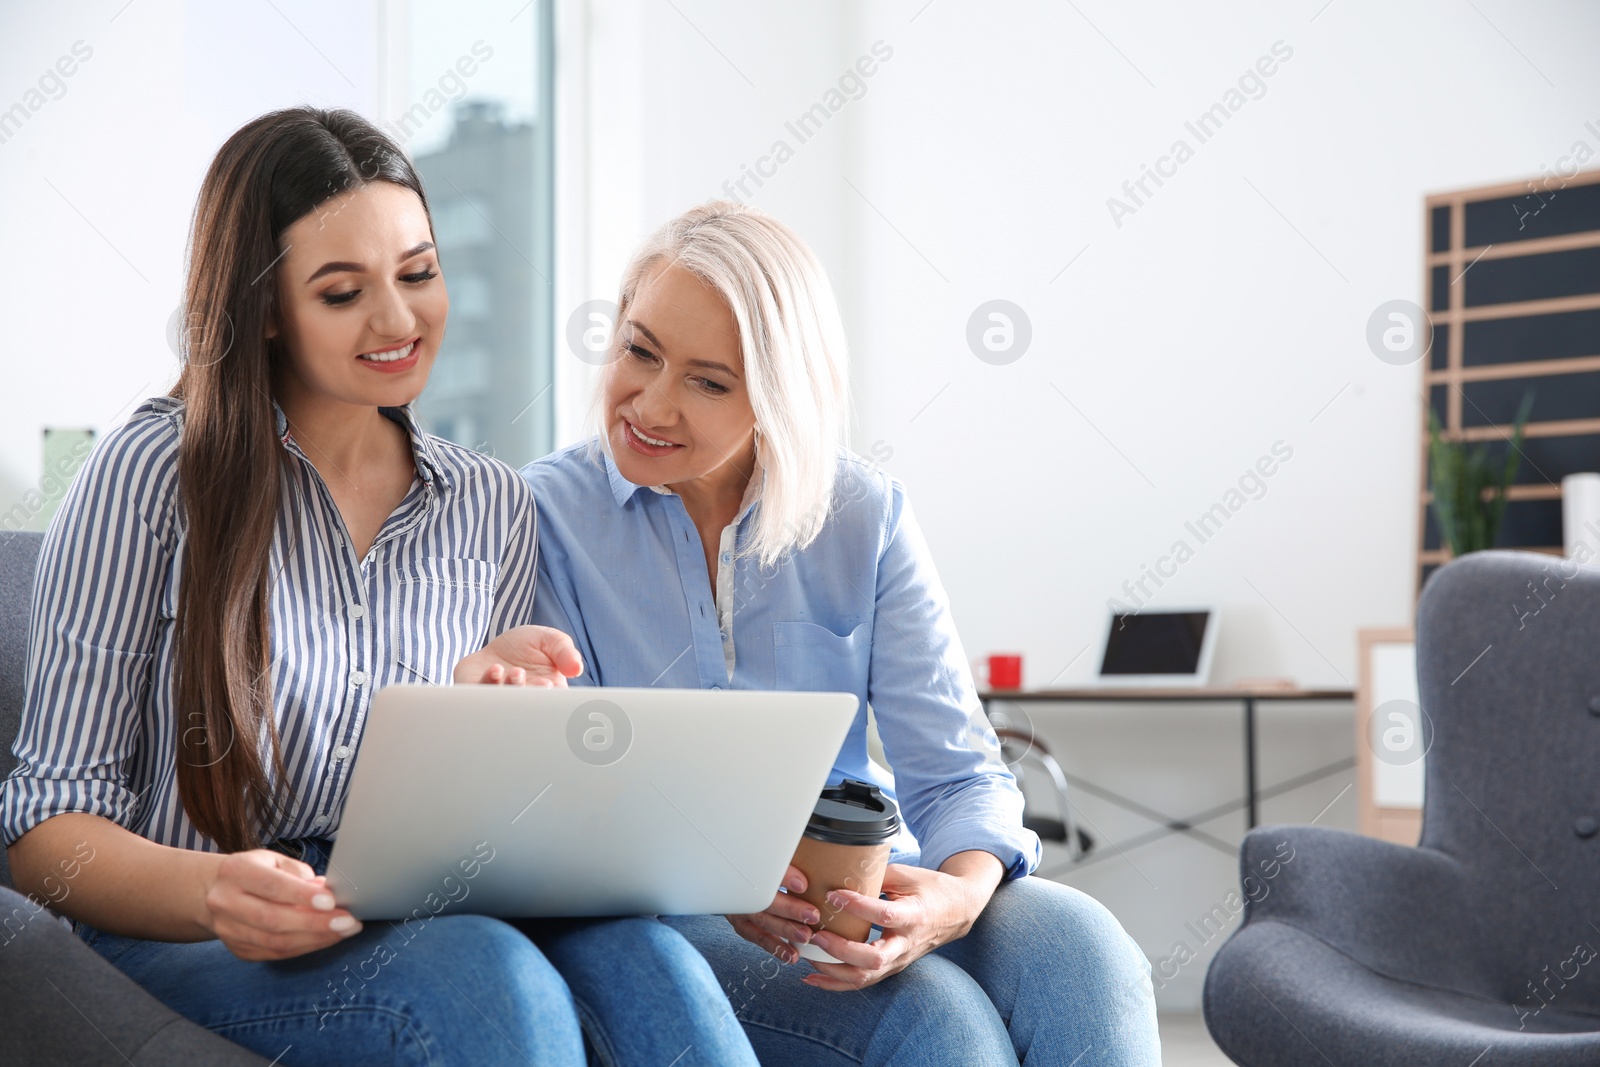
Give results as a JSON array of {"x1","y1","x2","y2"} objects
[{"x1": 1, "y1": 397, "x2": 538, "y2": 852}]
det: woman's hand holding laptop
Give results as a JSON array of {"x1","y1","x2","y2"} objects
[{"x1": 200, "y1": 846, "x2": 362, "y2": 961}]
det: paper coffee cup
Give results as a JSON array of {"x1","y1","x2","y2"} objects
[{"x1": 788, "y1": 780, "x2": 900, "y2": 962}]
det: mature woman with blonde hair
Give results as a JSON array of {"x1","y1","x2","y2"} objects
[{"x1": 520, "y1": 201, "x2": 1161, "y2": 1066}]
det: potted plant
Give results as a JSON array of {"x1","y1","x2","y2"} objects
[{"x1": 1427, "y1": 390, "x2": 1535, "y2": 556}]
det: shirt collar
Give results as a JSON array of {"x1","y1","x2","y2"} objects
[
  {"x1": 602, "y1": 443, "x2": 764, "y2": 522},
  {"x1": 604, "y1": 447, "x2": 648, "y2": 506},
  {"x1": 273, "y1": 401, "x2": 452, "y2": 491}
]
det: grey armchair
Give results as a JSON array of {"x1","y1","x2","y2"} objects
[
  {"x1": 0, "y1": 531, "x2": 266, "y2": 1065},
  {"x1": 1204, "y1": 550, "x2": 1600, "y2": 1064}
]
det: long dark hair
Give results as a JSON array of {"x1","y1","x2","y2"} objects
[{"x1": 169, "y1": 107, "x2": 431, "y2": 852}]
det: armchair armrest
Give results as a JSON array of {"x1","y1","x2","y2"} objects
[
  {"x1": 1236, "y1": 825, "x2": 1497, "y2": 992},
  {"x1": 0, "y1": 886, "x2": 270, "y2": 1063}
]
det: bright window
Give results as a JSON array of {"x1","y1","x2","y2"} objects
[{"x1": 387, "y1": 0, "x2": 555, "y2": 465}]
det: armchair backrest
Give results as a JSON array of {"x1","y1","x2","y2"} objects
[{"x1": 1416, "y1": 549, "x2": 1600, "y2": 1010}]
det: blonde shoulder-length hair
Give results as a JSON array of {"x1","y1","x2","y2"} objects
[{"x1": 593, "y1": 201, "x2": 850, "y2": 567}]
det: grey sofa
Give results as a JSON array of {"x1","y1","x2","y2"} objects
[
  {"x1": 0, "y1": 531, "x2": 267, "y2": 1064},
  {"x1": 1204, "y1": 550, "x2": 1600, "y2": 1064}
]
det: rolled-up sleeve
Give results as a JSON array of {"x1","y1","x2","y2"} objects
[
  {"x1": 0, "y1": 415, "x2": 179, "y2": 848},
  {"x1": 866, "y1": 487, "x2": 1042, "y2": 880}
]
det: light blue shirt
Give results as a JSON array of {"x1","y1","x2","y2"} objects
[{"x1": 522, "y1": 443, "x2": 1041, "y2": 879}]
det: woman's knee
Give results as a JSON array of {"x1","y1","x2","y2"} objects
[
  {"x1": 538, "y1": 916, "x2": 728, "y2": 1015},
  {"x1": 526, "y1": 917, "x2": 760, "y2": 1065},
  {"x1": 866, "y1": 955, "x2": 1015, "y2": 1066},
  {"x1": 948, "y1": 880, "x2": 1159, "y2": 1065},
  {"x1": 419, "y1": 915, "x2": 570, "y2": 999},
  {"x1": 1005, "y1": 879, "x2": 1147, "y2": 971},
  {"x1": 376, "y1": 915, "x2": 582, "y2": 1058},
  {"x1": 568, "y1": 916, "x2": 712, "y2": 971},
  {"x1": 957, "y1": 876, "x2": 1153, "y2": 1017}
]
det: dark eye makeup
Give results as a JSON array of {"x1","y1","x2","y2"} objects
[{"x1": 319, "y1": 267, "x2": 439, "y2": 308}]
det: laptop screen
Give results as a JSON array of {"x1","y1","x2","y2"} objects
[{"x1": 1100, "y1": 611, "x2": 1211, "y2": 676}]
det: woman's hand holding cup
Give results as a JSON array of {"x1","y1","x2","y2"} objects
[
  {"x1": 726, "y1": 864, "x2": 823, "y2": 965},
  {"x1": 800, "y1": 863, "x2": 974, "y2": 990},
  {"x1": 730, "y1": 779, "x2": 905, "y2": 977}
]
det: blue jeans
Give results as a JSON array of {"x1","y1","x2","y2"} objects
[
  {"x1": 77, "y1": 839, "x2": 758, "y2": 1067},
  {"x1": 664, "y1": 873, "x2": 1161, "y2": 1066}
]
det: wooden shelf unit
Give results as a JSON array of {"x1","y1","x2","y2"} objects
[{"x1": 1417, "y1": 170, "x2": 1600, "y2": 594}]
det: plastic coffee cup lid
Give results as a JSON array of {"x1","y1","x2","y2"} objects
[{"x1": 804, "y1": 779, "x2": 901, "y2": 846}]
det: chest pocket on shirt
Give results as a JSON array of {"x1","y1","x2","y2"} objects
[
  {"x1": 390, "y1": 557, "x2": 499, "y2": 686},
  {"x1": 773, "y1": 620, "x2": 871, "y2": 695}
]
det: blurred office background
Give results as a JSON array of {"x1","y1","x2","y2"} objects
[{"x1": 6, "y1": 1, "x2": 1600, "y2": 1057}]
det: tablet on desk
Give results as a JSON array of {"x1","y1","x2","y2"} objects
[
  {"x1": 324, "y1": 685, "x2": 858, "y2": 920},
  {"x1": 1090, "y1": 607, "x2": 1219, "y2": 688}
]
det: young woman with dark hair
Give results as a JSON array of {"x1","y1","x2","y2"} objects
[{"x1": 1, "y1": 108, "x2": 758, "y2": 1067}]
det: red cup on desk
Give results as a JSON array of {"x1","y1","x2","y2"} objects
[{"x1": 978, "y1": 653, "x2": 1023, "y2": 690}]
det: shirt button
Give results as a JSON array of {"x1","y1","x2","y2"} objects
[
  {"x1": 350, "y1": 604, "x2": 366, "y2": 620},
  {"x1": 711, "y1": 684, "x2": 723, "y2": 690},
  {"x1": 312, "y1": 815, "x2": 329, "y2": 827},
  {"x1": 720, "y1": 552, "x2": 732, "y2": 563},
  {"x1": 333, "y1": 745, "x2": 351, "y2": 760},
  {"x1": 350, "y1": 670, "x2": 368, "y2": 687}
]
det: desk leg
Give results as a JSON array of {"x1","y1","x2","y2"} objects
[{"x1": 1244, "y1": 697, "x2": 1258, "y2": 829}]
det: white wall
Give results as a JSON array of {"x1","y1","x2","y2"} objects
[{"x1": 843, "y1": 0, "x2": 1600, "y2": 688}]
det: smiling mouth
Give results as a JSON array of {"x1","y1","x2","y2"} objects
[
  {"x1": 357, "y1": 339, "x2": 418, "y2": 363},
  {"x1": 628, "y1": 422, "x2": 677, "y2": 448}
]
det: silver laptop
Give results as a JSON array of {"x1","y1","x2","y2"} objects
[{"x1": 324, "y1": 685, "x2": 858, "y2": 920}]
